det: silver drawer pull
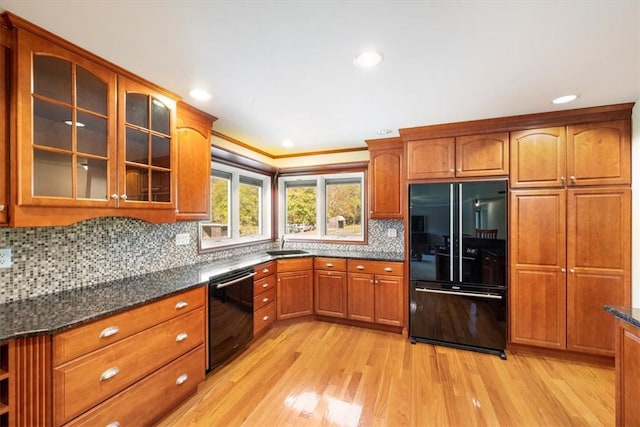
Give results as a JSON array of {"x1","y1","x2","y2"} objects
[
  {"x1": 99, "y1": 326, "x2": 120, "y2": 339},
  {"x1": 262, "y1": 268, "x2": 270, "y2": 273},
  {"x1": 326, "y1": 263, "x2": 334, "y2": 267},
  {"x1": 176, "y1": 373, "x2": 189, "y2": 385},
  {"x1": 106, "y1": 422, "x2": 120, "y2": 427},
  {"x1": 175, "y1": 300, "x2": 189, "y2": 309},
  {"x1": 100, "y1": 367, "x2": 120, "y2": 382},
  {"x1": 384, "y1": 267, "x2": 393, "y2": 272},
  {"x1": 263, "y1": 315, "x2": 270, "y2": 321},
  {"x1": 262, "y1": 283, "x2": 269, "y2": 288},
  {"x1": 176, "y1": 332, "x2": 189, "y2": 342},
  {"x1": 262, "y1": 297, "x2": 269, "y2": 303},
  {"x1": 356, "y1": 265, "x2": 365, "y2": 270}
]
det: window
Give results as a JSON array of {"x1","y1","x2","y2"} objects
[
  {"x1": 278, "y1": 172, "x2": 364, "y2": 242},
  {"x1": 200, "y1": 162, "x2": 271, "y2": 251}
]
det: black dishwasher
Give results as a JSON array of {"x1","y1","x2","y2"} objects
[{"x1": 208, "y1": 268, "x2": 256, "y2": 372}]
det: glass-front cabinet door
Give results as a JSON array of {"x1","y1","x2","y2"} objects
[
  {"x1": 118, "y1": 77, "x2": 176, "y2": 209},
  {"x1": 16, "y1": 30, "x2": 117, "y2": 207}
]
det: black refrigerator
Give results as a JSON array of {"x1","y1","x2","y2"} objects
[{"x1": 409, "y1": 180, "x2": 507, "y2": 359}]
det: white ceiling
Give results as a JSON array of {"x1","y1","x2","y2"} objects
[{"x1": 1, "y1": 1, "x2": 639, "y2": 156}]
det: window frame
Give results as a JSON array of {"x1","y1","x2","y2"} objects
[
  {"x1": 199, "y1": 161, "x2": 272, "y2": 252},
  {"x1": 278, "y1": 171, "x2": 366, "y2": 243}
]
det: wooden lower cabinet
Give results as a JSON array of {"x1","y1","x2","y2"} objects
[
  {"x1": 253, "y1": 261, "x2": 276, "y2": 336},
  {"x1": 276, "y1": 259, "x2": 314, "y2": 320},
  {"x1": 347, "y1": 260, "x2": 404, "y2": 327},
  {"x1": 314, "y1": 258, "x2": 348, "y2": 318},
  {"x1": 64, "y1": 345, "x2": 205, "y2": 427},
  {"x1": 615, "y1": 319, "x2": 640, "y2": 427},
  {"x1": 52, "y1": 287, "x2": 206, "y2": 426}
]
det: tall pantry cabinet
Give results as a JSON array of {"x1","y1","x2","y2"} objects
[{"x1": 509, "y1": 118, "x2": 631, "y2": 356}]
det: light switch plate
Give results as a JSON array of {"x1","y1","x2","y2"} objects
[
  {"x1": 0, "y1": 248, "x2": 12, "y2": 268},
  {"x1": 386, "y1": 228, "x2": 397, "y2": 238},
  {"x1": 175, "y1": 233, "x2": 190, "y2": 245}
]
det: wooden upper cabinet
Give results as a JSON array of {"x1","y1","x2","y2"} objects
[
  {"x1": 0, "y1": 37, "x2": 8, "y2": 226},
  {"x1": 14, "y1": 29, "x2": 118, "y2": 209},
  {"x1": 406, "y1": 137, "x2": 455, "y2": 180},
  {"x1": 366, "y1": 137, "x2": 404, "y2": 219},
  {"x1": 176, "y1": 102, "x2": 216, "y2": 221},
  {"x1": 455, "y1": 132, "x2": 509, "y2": 177},
  {"x1": 511, "y1": 119, "x2": 630, "y2": 188},
  {"x1": 510, "y1": 127, "x2": 566, "y2": 188},
  {"x1": 117, "y1": 76, "x2": 177, "y2": 210},
  {"x1": 406, "y1": 133, "x2": 508, "y2": 180},
  {"x1": 567, "y1": 119, "x2": 631, "y2": 186}
]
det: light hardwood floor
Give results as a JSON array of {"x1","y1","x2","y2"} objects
[{"x1": 159, "y1": 321, "x2": 615, "y2": 427}]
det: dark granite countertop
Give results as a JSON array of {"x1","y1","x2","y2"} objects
[
  {"x1": 0, "y1": 249, "x2": 403, "y2": 342},
  {"x1": 604, "y1": 305, "x2": 640, "y2": 329}
]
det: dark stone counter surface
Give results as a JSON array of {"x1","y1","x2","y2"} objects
[
  {"x1": 0, "y1": 249, "x2": 403, "y2": 342},
  {"x1": 604, "y1": 305, "x2": 640, "y2": 330}
]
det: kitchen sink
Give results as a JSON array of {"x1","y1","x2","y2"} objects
[{"x1": 266, "y1": 249, "x2": 309, "y2": 256}]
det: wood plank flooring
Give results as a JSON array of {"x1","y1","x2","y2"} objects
[{"x1": 158, "y1": 321, "x2": 615, "y2": 427}]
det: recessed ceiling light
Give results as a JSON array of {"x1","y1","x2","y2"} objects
[
  {"x1": 282, "y1": 139, "x2": 294, "y2": 148},
  {"x1": 376, "y1": 129, "x2": 393, "y2": 136},
  {"x1": 354, "y1": 51, "x2": 383, "y2": 67},
  {"x1": 189, "y1": 88, "x2": 212, "y2": 101},
  {"x1": 552, "y1": 94, "x2": 578, "y2": 104}
]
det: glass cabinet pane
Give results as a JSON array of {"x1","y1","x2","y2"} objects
[
  {"x1": 34, "y1": 99, "x2": 72, "y2": 150},
  {"x1": 77, "y1": 66, "x2": 107, "y2": 115},
  {"x1": 77, "y1": 112, "x2": 107, "y2": 156},
  {"x1": 151, "y1": 98, "x2": 170, "y2": 135},
  {"x1": 151, "y1": 135, "x2": 170, "y2": 168},
  {"x1": 34, "y1": 150, "x2": 72, "y2": 197},
  {"x1": 151, "y1": 170, "x2": 171, "y2": 202},
  {"x1": 77, "y1": 158, "x2": 108, "y2": 199},
  {"x1": 126, "y1": 165, "x2": 148, "y2": 201},
  {"x1": 33, "y1": 55, "x2": 71, "y2": 103},
  {"x1": 126, "y1": 127, "x2": 148, "y2": 164},
  {"x1": 126, "y1": 93, "x2": 148, "y2": 127}
]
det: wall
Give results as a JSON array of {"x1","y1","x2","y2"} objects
[{"x1": 0, "y1": 217, "x2": 403, "y2": 304}]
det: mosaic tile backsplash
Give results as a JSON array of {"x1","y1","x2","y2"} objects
[{"x1": 0, "y1": 217, "x2": 403, "y2": 303}]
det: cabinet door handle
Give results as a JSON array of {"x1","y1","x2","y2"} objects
[
  {"x1": 263, "y1": 315, "x2": 270, "y2": 321},
  {"x1": 176, "y1": 332, "x2": 189, "y2": 342},
  {"x1": 370, "y1": 280, "x2": 374, "y2": 284},
  {"x1": 356, "y1": 265, "x2": 365, "y2": 270},
  {"x1": 175, "y1": 300, "x2": 189, "y2": 309},
  {"x1": 384, "y1": 267, "x2": 393, "y2": 272},
  {"x1": 120, "y1": 194, "x2": 128, "y2": 200},
  {"x1": 560, "y1": 176, "x2": 565, "y2": 184},
  {"x1": 262, "y1": 297, "x2": 270, "y2": 303},
  {"x1": 326, "y1": 263, "x2": 334, "y2": 267},
  {"x1": 176, "y1": 373, "x2": 189, "y2": 385},
  {"x1": 0, "y1": 205, "x2": 4, "y2": 211},
  {"x1": 110, "y1": 193, "x2": 119, "y2": 200},
  {"x1": 262, "y1": 268, "x2": 270, "y2": 273},
  {"x1": 106, "y1": 422, "x2": 120, "y2": 427},
  {"x1": 569, "y1": 268, "x2": 575, "y2": 273},
  {"x1": 100, "y1": 367, "x2": 120, "y2": 382},
  {"x1": 99, "y1": 326, "x2": 120, "y2": 339},
  {"x1": 569, "y1": 176, "x2": 576, "y2": 183},
  {"x1": 262, "y1": 283, "x2": 269, "y2": 288},
  {"x1": 561, "y1": 268, "x2": 566, "y2": 273},
  {"x1": 450, "y1": 169, "x2": 454, "y2": 173}
]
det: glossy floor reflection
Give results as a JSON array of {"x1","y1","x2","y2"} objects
[{"x1": 159, "y1": 321, "x2": 615, "y2": 426}]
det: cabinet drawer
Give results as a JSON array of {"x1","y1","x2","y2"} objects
[
  {"x1": 314, "y1": 257, "x2": 347, "y2": 271},
  {"x1": 254, "y1": 303, "x2": 276, "y2": 336},
  {"x1": 53, "y1": 307, "x2": 205, "y2": 426},
  {"x1": 347, "y1": 260, "x2": 403, "y2": 276},
  {"x1": 253, "y1": 261, "x2": 276, "y2": 281},
  {"x1": 64, "y1": 345, "x2": 205, "y2": 427},
  {"x1": 53, "y1": 287, "x2": 205, "y2": 365},
  {"x1": 253, "y1": 287, "x2": 276, "y2": 311},
  {"x1": 254, "y1": 274, "x2": 276, "y2": 296},
  {"x1": 277, "y1": 257, "x2": 313, "y2": 272}
]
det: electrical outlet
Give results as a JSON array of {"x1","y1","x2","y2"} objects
[
  {"x1": 175, "y1": 233, "x2": 190, "y2": 246},
  {"x1": 0, "y1": 248, "x2": 12, "y2": 268},
  {"x1": 386, "y1": 228, "x2": 397, "y2": 238}
]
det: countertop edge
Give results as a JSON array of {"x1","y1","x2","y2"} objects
[{"x1": 604, "y1": 305, "x2": 640, "y2": 329}]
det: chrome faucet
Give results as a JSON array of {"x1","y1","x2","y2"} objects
[{"x1": 280, "y1": 235, "x2": 286, "y2": 249}]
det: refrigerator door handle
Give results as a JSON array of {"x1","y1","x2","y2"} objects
[
  {"x1": 415, "y1": 288, "x2": 503, "y2": 300},
  {"x1": 458, "y1": 183, "x2": 463, "y2": 281}
]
